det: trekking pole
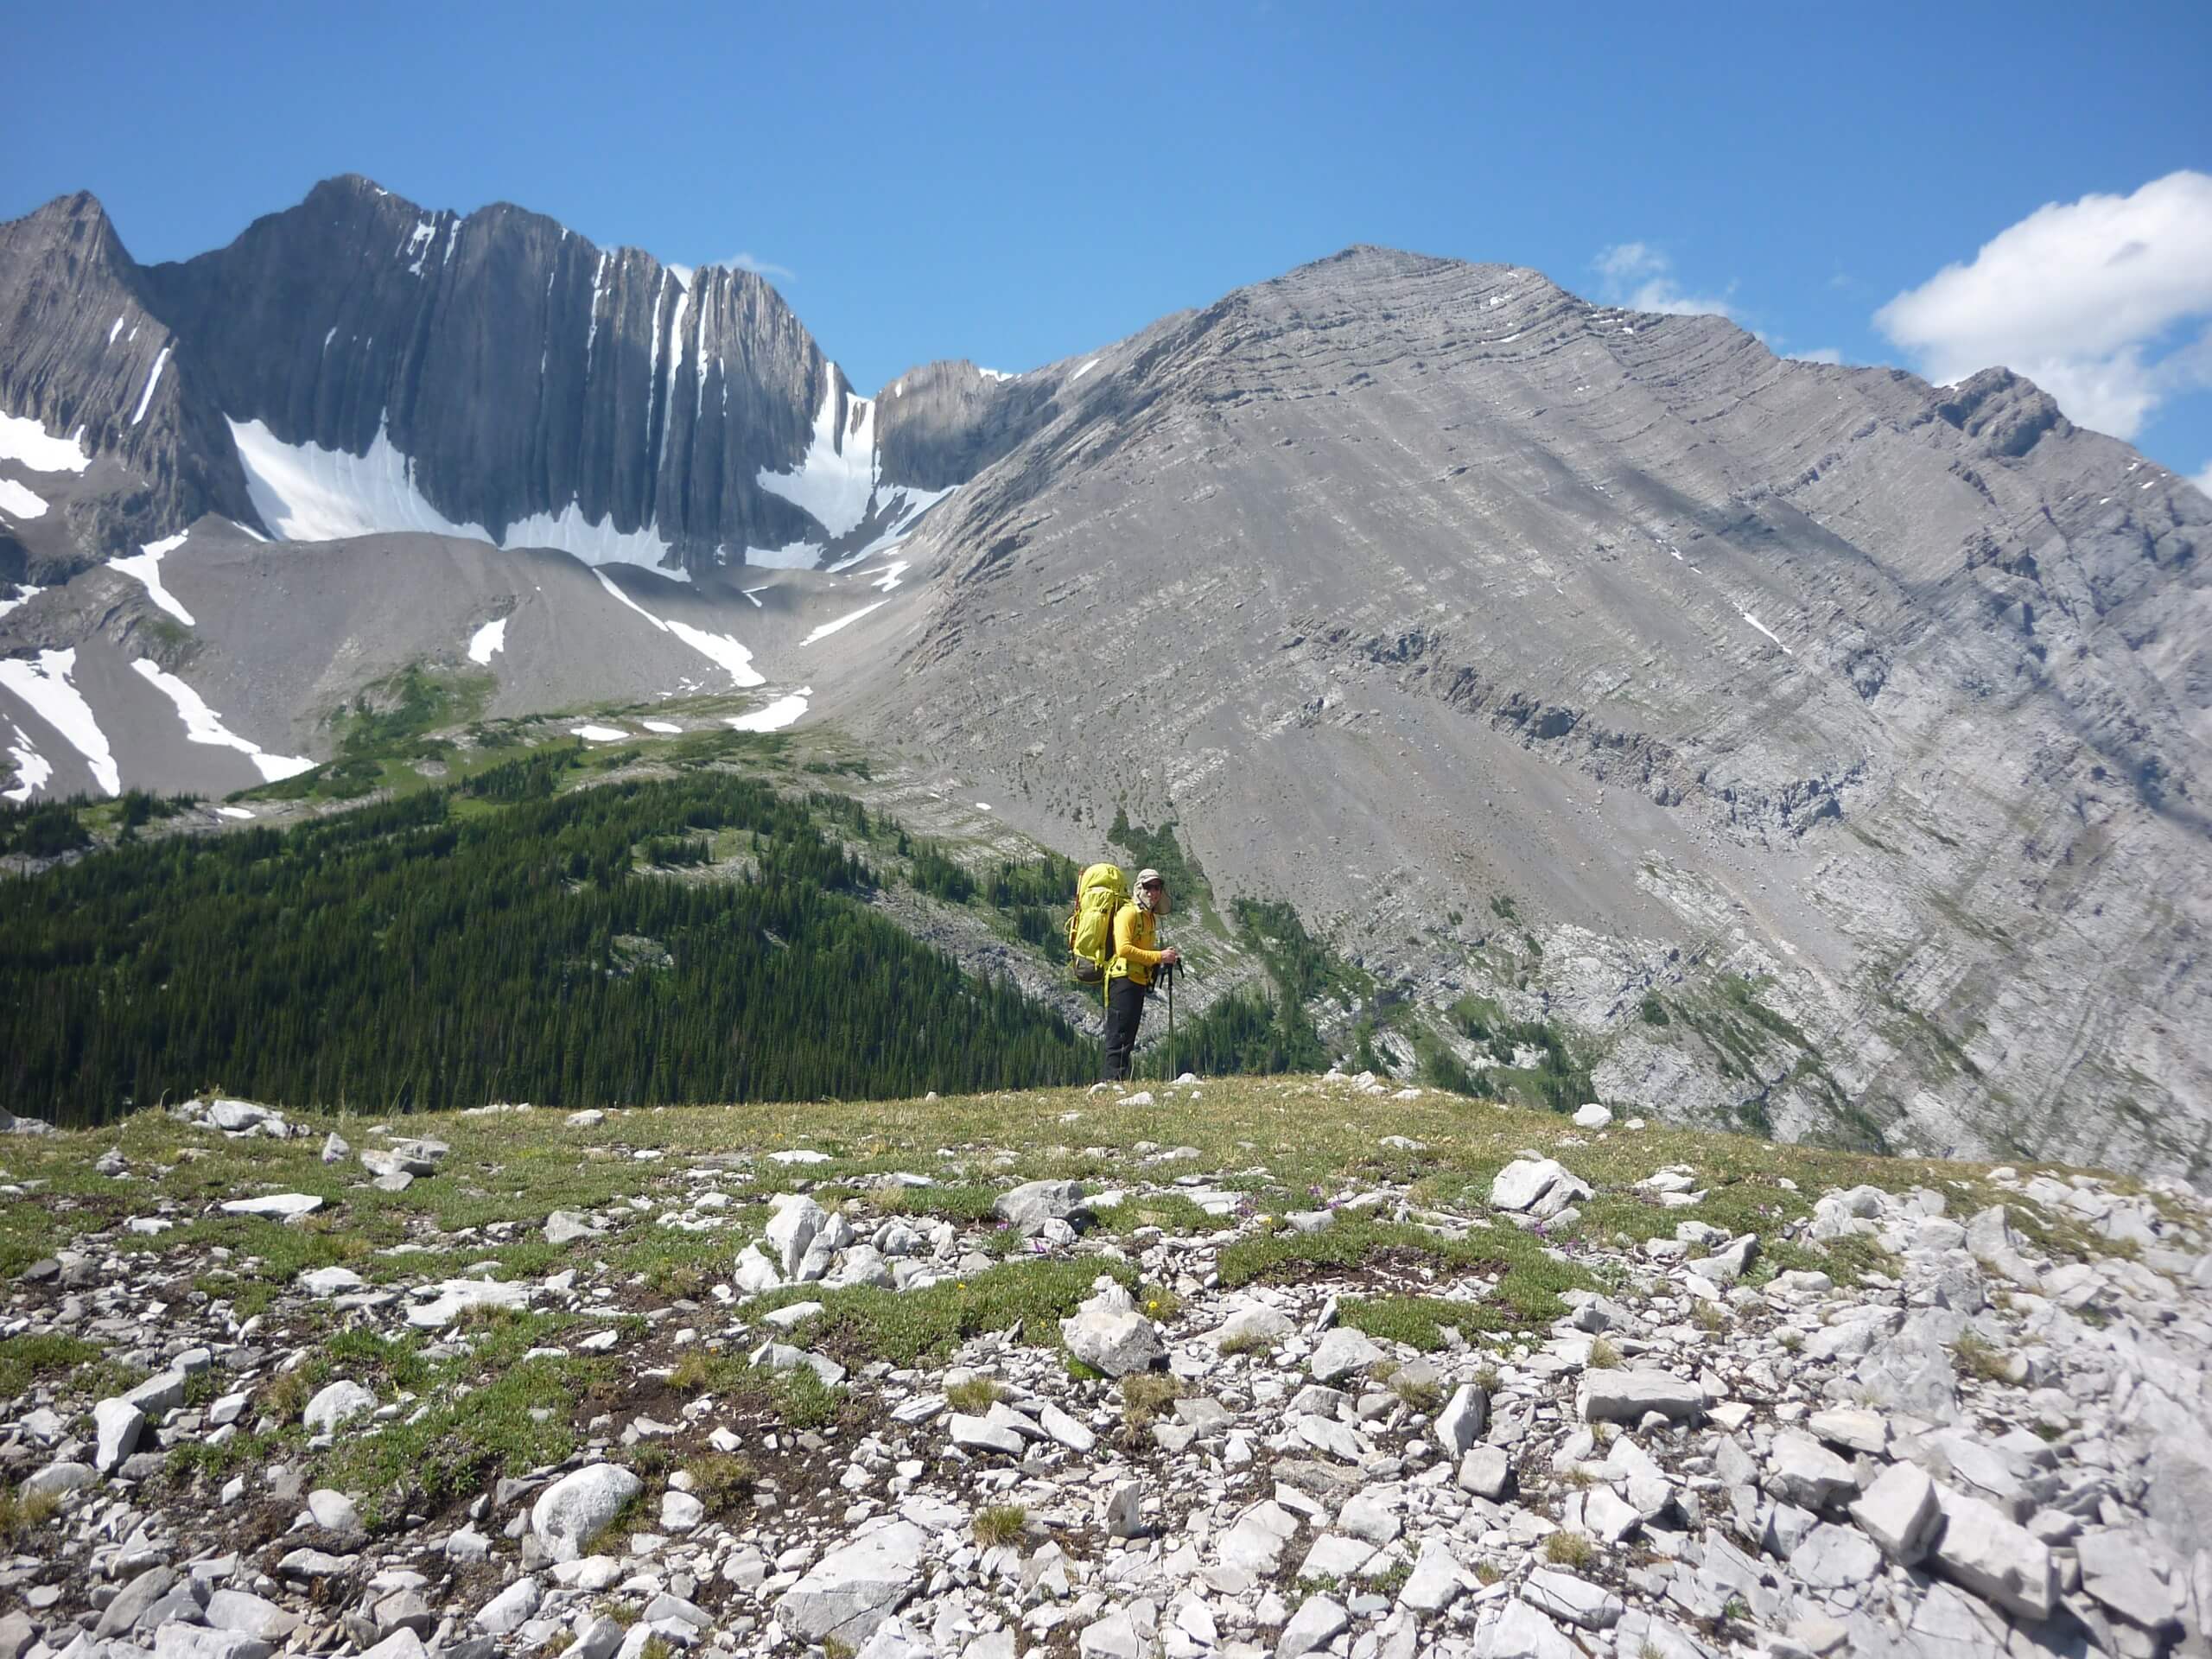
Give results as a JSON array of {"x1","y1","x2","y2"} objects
[{"x1": 1166, "y1": 960, "x2": 1177, "y2": 1081}]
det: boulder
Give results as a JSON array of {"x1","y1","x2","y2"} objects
[
  {"x1": 773, "y1": 1520, "x2": 929, "y2": 1645},
  {"x1": 154, "y1": 1628, "x2": 272, "y2": 1659},
  {"x1": 204, "y1": 1592, "x2": 299, "y2": 1641},
  {"x1": 992, "y1": 1179, "x2": 1087, "y2": 1231},
  {"x1": 1767, "y1": 1430, "x2": 1859, "y2": 1511},
  {"x1": 1276, "y1": 1595, "x2": 1349, "y2": 1659},
  {"x1": 474, "y1": 1579, "x2": 543, "y2": 1636},
  {"x1": 1849, "y1": 1460, "x2": 1942, "y2": 1565},
  {"x1": 302, "y1": 1380, "x2": 377, "y2": 1434},
  {"x1": 1489, "y1": 1159, "x2": 1592, "y2": 1217},
  {"x1": 1059, "y1": 1284, "x2": 1166, "y2": 1376},
  {"x1": 404, "y1": 1278, "x2": 532, "y2": 1329},
  {"x1": 1435, "y1": 1382, "x2": 1488, "y2": 1455},
  {"x1": 1308, "y1": 1326, "x2": 1383, "y2": 1382},
  {"x1": 219, "y1": 1193, "x2": 323, "y2": 1220},
  {"x1": 531, "y1": 1465, "x2": 644, "y2": 1562},
  {"x1": 93, "y1": 1397, "x2": 145, "y2": 1472},
  {"x1": 766, "y1": 1196, "x2": 829, "y2": 1279},
  {"x1": 1576, "y1": 1370, "x2": 1705, "y2": 1424},
  {"x1": 1927, "y1": 1484, "x2": 2056, "y2": 1623},
  {"x1": 545, "y1": 1211, "x2": 603, "y2": 1246},
  {"x1": 1572, "y1": 1103, "x2": 1611, "y2": 1128},
  {"x1": 2075, "y1": 1529, "x2": 2181, "y2": 1630}
]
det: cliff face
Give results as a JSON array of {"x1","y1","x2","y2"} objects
[
  {"x1": 2, "y1": 176, "x2": 1051, "y2": 581},
  {"x1": 838, "y1": 246, "x2": 2212, "y2": 1175}
]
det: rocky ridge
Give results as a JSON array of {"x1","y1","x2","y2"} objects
[{"x1": 3, "y1": 1078, "x2": 2211, "y2": 1659}]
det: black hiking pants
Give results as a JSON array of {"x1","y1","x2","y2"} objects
[{"x1": 1103, "y1": 977, "x2": 1148, "y2": 1080}]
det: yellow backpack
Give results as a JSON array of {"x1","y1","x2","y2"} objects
[{"x1": 1065, "y1": 862, "x2": 1132, "y2": 984}]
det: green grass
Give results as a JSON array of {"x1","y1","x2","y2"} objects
[
  {"x1": 0, "y1": 1333, "x2": 104, "y2": 1398},
  {"x1": 753, "y1": 1257, "x2": 1140, "y2": 1368},
  {"x1": 973, "y1": 1503, "x2": 1027, "y2": 1548},
  {"x1": 1217, "y1": 1216, "x2": 1594, "y2": 1328}
]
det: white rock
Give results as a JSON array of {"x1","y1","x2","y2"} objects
[
  {"x1": 1576, "y1": 1370, "x2": 1704, "y2": 1424},
  {"x1": 1768, "y1": 1430, "x2": 1859, "y2": 1510},
  {"x1": 1572, "y1": 1103, "x2": 1611, "y2": 1129},
  {"x1": 1849, "y1": 1461, "x2": 1942, "y2": 1565},
  {"x1": 302, "y1": 1380, "x2": 377, "y2": 1434},
  {"x1": 1435, "y1": 1382, "x2": 1488, "y2": 1454},
  {"x1": 1927, "y1": 1483, "x2": 2056, "y2": 1622},
  {"x1": 1478, "y1": 1601, "x2": 1580, "y2": 1659},
  {"x1": 1519, "y1": 1569, "x2": 1621, "y2": 1630},
  {"x1": 219, "y1": 1193, "x2": 323, "y2": 1220},
  {"x1": 660, "y1": 1491, "x2": 705, "y2": 1532},
  {"x1": 202, "y1": 1591, "x2": 299, "y2": 1640},
  {"x1": 772, "y1": 1519, "x2": 930, "y2": 1645},
  {"x1": 475, "y1": 1578, "x2": 543, "y2": 1636},
  {"x1": 404, "y1": 1278, "x2": 532, "y2": 1329},
  {"x1": 1276, "y1": 1594, "x2": 1348, "y2": 1659},
  {"x1": 1059, "y1": 1285, "x2": 1166, "y2": 1376},
  {"x1": 1308, "y1": 1325, "x2": 1383, "y2": 1382},
  {"x1": 766, "y1": 1196, "x2": 829, "y2": 1278},
  {"x1": 153, "y1": 1627, "x2": 273, "y2": 1659},
  {"x1": 2075, "y1": 1529, "x2": 2181, "y2": 1630},
  {"x1": 1457, "y1": 1446, "x2": 1511, "y2": 1500},
  {"x1": 1398, "y1": 1537, "x2": 1465, "y2": 1614},
  {"x1": 296, "y1": 1267, "x2": 365, "y2": 1298},
  {"x1": 531, "y1": 1465, "x2": 644, "y2": 1562},
  {"x1": 306, "y1": 1489, "x2": 362, "y2": 1535},
  {"x1": 1490, "y1": 1159, "x2": 1590, "y2": 1215},
  {"x1": 93, "y1": 1398, "x2": 145, "y2": 1472}
]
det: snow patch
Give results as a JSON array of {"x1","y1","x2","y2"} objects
[
  {"x1": 110, "y1": 532, "x2": 196, "y2": 626},
  {"x1": 129, "y1": 658, "x2": 315, "y2": 781},
  {"x1": 467, "y1": 617, "x2": 508, "y2": 664},
  {"x1": 3, "y1": 724, "x2": 50, "y2": 804},
  {"x1": 0, "y1": 649, "x2": 119, "y2": 795},
  {"x1": 591, "y1": 570, "x2": 763, "y2": 687},
  {"x1": 0, "y1": 479, "x2": 48, "y2": 520},
  {"x1": 0, "y1": 408, "x2": 92, "y2": 473},
  {"x1": 725, "y1": 690, "x2": 810, "y2": 733},
  {"x1": 640, "y1": 719, "x2": 683, "y2": 734},
  {"x1": 826, "y1": 483, "x2": 957, "y2": 573},
  {"x1": 0, "y1": 585, "x2": 43, "y2": 622},
  {"x1": 801, "y1": 601, "x2": 888, "y2": 646},
  {"x1": 1070, "y1": 358, "x2": 1101, "y2": 382},
  {"x1": 977, "y1": 368, "x2": 1015, "y2": 383},
  {"x1": 744, "y1": 539, "x2": 824, "y2": 570},
  {"x1": 216, "y1": 805, "x2": 255, "y2": 820},
  {"x1": 740, "y1": 586, "x2": 768, "y2": 608},
  {"x1": 571, "y1": 725, "x2": 628, "y2": 742},
  {"x1": 864, "y1": 560, "x2": 910, "y2": 593},
  {"x1": 756, "y1": 372, "x2": 878, "y2": 540},
  {"x1": 230, "y1": 416, "x2": 682, "y2": 575},
  {"x1": 131, "y1": 346, "x2": 171, "y2": 425},
  {"x1": 1738, "y1": 611, "x2": 1793, "y2": 654},
  {"x1": 108, "y1": 316, "x2": 125, "y2": 346},
  {"x1": 402, "y1": 218, "x2": 436, "y2": 276}
]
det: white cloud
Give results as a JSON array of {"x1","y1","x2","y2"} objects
[
  {"x1": 1874, "y1": 170, "x2": 2212, "y2": 439},
  {"x1": 2190, "y1": 461, "x2": 2212, "y2": 499},
  {"x1": 1592, "y1": 242, "x2": 1741, "y2": 322},
  {"x1": 715, "y1": 251, "x2": 796, "y2": 284}
]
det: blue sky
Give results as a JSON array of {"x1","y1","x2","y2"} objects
[{"x1": 9, "y1": 1, "x2": 2210, "y2": 482}]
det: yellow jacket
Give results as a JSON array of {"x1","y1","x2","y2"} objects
[{"x1": 1108, "y1": 900, "x2": 1166, "y2": 987}]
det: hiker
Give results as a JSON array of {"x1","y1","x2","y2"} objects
[{"x1": 1103, "y1": 868, "x2": 1179, "y2": 1080}]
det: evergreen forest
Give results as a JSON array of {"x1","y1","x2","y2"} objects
[{"x1": 0, "y1": 751, "x2": 1098, "y2": 1126}]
